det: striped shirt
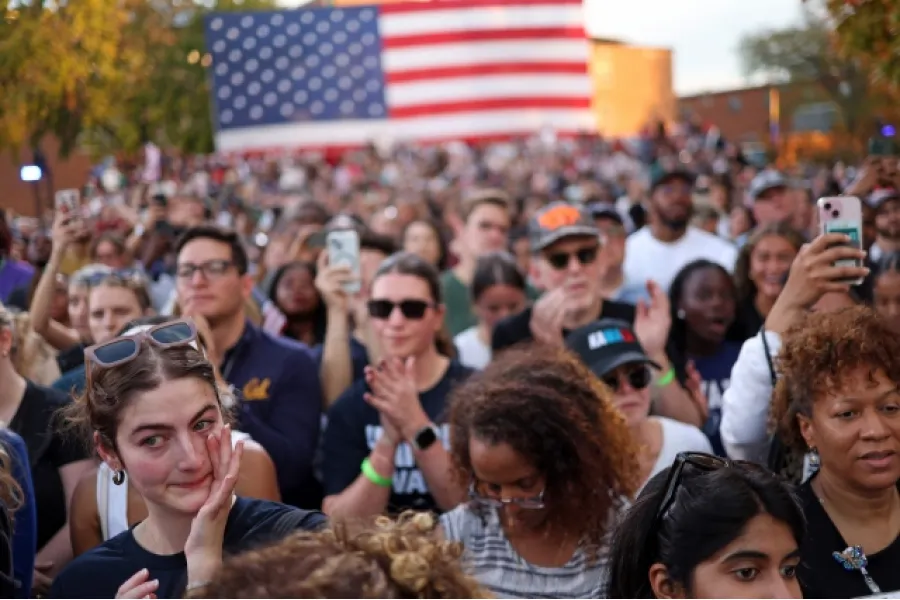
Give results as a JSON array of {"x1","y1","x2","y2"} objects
[{"x1": 441, "y1": 505, "x2": 609, "y2": 599}]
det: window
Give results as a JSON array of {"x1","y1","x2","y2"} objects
[
  {"x1": 791, "y1": 102, "x2": 839, "y2": 132},
  {"x1": 729, "y1": 96, "x2": 742, "y2": 112}
]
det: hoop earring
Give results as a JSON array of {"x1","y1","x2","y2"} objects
[{"x1": 112, "y1": 470, "x2": 125, "y2": 486}]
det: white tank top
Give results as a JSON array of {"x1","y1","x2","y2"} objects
[{"x1": 96, "y1": 431, "x2": 252, "y2": 540}]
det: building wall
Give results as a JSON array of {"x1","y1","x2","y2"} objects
[
  {"x1": 590, "y1": 42, "x2": 674, "y2": 137},
  {"x1": 2, "y1": 137, "x2": 94, "y2": 218},
  {"x1": 678, "y1": 85, "x2": 775, "y2": 143}
]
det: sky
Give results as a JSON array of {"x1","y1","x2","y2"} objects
[{"x1": 277, "y1": 0, "x2": 807, "y2": 96}]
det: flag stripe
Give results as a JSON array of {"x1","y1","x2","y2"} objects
[
  {"x1": 380, "y1": 0, "x2": 583, "y2": 14},
  {"x1": 215, "y1": 108, "x2": 594, "y2": 151},
  {"x1": 382, "y1": 27, "x2": 585, "y2": 49},
  {"x1": 388, "y1": 74, "x2": 590, "y2": 108},
  {"x1": 382, "y1": 39, "x2": 589, "y2": 73},
  {"x1": 390, "y1": 96, "x2": 591, "y2": 119},
  {"x1": 385, "y1": 61, "x2": 589, "y2": 84},
  {"x1": 379, "y1": 4, "x2": 583, "y2": 38}
]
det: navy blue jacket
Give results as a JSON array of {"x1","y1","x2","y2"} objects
[{"x1": 221, "y1": 322, "x2": 322, "y2": 507}]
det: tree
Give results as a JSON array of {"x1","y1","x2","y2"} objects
[
  {"x1": 0, "y1": 0, "x2": 276, "y2": 157},
  {"x1": 738, "y1": 7, "x2": 878, "y2": 138},
  {"x1": 818, "y1": 0, "x2": 900, "y2": 93}
]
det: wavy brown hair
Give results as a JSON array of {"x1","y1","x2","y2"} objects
[
  {"x1": 189, "y1": 512, "x2": 491, "y2": 599},
  {"x1": 733, "y1": 222, "x2": 805, "y2": 305},
  {"x1": 447, "y1": 345, "x2": 639, "y2": 560},
  {"x1": 772, "y1": 305, "x2": 900, "y2": 453},
  {"x1": 0, "y1": 440, "x2": 22, "y2": 513}
]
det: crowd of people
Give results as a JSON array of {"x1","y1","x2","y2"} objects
[{"x1": 0, "y1": 121, "x2": 899, "y2": 599}]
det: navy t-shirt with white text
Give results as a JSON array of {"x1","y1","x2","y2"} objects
[{"x1": 691, "y1": 341, "x2": 741, "y2": 456}]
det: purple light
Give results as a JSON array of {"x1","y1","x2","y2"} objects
[{"x1": 881, "y1": 124, "x2": 896, "y2": 137}]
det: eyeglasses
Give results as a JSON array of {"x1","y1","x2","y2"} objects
[
  {"x1": 602, "y1": 364, "x2": 652, "y2": 393},
  {"x1": 367, "y1": 299, "x2": 435, "y2": 320},
  {"x1": 468, "y1": 483, "x2": 546, "y2": 510},
  {"x1": 544, "y1": 245, "x2": 599, "y2": 271},
  {"x1": 84, "y1": 319, "x2": 198, "y2": 385},
  {"x1": 176, "y1": 259, "x2": 235, "y2": 280}
]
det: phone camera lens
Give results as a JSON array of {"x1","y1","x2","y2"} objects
[
  {"x1": 832, "y1": 210, "x2": 840, "y2": 218},
  {"x1": 823, "y1": 203, "x2": 832, "y2": 211}
]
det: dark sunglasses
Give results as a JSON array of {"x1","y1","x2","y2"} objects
[
  {"x1": 544, "y1": 245, "x2": 599, "y2": 271},
  {"x1": 84, "y1": 319, "x2": 198, "y2": 370},
  {"x1": 602, "y1": 364, "x2": 652, "y2": 392},
  {"x1": 367, "y1": 299, "x2": 435, "y2": 320}
]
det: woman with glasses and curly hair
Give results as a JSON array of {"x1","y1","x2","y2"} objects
[
  {"x1": 607, "y1": 452, "x2": 805, "y2": 599},
  {"x1": 440, "y1": 345, "x2": 638, "y2": 598},
  {"x1": 772, "y1": 306, "x2": 900, "y2": 598}
]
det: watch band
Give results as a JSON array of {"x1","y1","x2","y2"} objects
[{"x1": 412, "y1": 424, "x2": 440, "y2": 452}]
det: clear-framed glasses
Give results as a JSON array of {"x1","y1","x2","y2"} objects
[{"x1": 467, "y1": 482, "x2": 546, "y2": 510}]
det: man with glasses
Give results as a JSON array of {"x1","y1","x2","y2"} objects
[
  {"x1": 174, "y1": 225, "x2": 322, "y2": 509},
  {"x1": 624, "y1": 165, "x2": 738, "y2": 294},
  {"x1": 493, "y1": 202, "x2": 706, "y2": 428}
]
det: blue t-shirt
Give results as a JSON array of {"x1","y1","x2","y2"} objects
[
  {"x1": 0, "y1": 430, "x2": 36, "y2": 598},
  {"x1": 49, "y1": 498, "x2": 326, "y2": 599},
  {"x1": 690, "y1": 341, "x2": 742, "y2": 456}
]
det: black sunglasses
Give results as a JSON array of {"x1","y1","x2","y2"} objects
[
  {"x1": 602, "y1": 364, "x2": 652, "y2": 392},
  {"x1": 545, "y1": 245, "x2": 599, "y2": 270},
  {"x1": 367, "y1": 299, "x2": 435, "y2": 320}
]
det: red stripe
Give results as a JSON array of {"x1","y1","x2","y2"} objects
[
  {"x1": 389, "y1": 96, "x2": 590, "y2": 119},
  {"x1": 382, "y1": 26, "x2": 584, "y2": 49},
  {"x1": 386, "y1": 61, "x2": 587, "y2": 84},
  {"x1": 381, "y1": 0, "x2": 582, "y2": 14}
]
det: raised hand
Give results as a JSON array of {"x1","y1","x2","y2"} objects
[
  {"x1": 529, "y1": 287, "x2": 567, "y2": 347},
  {"x1": 184, "y1": 425, "x2": 244, "y2": 590},
  {"x1": 315, "y1": 249, "x2": 356, "y2": 312},
  {"x1": 364, "y1": 357, "x2": 428, "y2": 442},
  {"x1": 115, "y1": 568, "x2": 158, "y2": 599},
  {"x1": 634, "y1": 280, "x2": 671, "y2": 360}
]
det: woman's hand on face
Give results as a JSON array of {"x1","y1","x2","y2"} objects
[
  {"x1": 184, "y1": 424, "x2": 243, "y2": 587},
  {"x1": 364, "y1": 358, "x2": 429, "y2": 441},
  {"x1": 115, "y1": 568, "x2": 158, "y2": 599}
]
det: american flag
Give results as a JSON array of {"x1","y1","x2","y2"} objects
[{"x1": 205, "y1": 0, "x2": 593, "y2": 152}]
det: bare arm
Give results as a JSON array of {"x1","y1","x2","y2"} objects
[
  {"x1": 31, "y1": 246, "x2": 80, "y2": 351},
  {"x1": 649, "y1": 355, "x2": 704, "y2": 428},
  {"x1": 235, "y1": 442, "x2": 282, "y2": 502},
  {"x1": 322, "y1": 436, "x2": 395, "y2": 518},
  {"x1": 37, "y1": 459, "x2": 94, "y2": 576},
  {"x1": 69, "y1": 468, "x2": 102, "y2": 558},
  {"x1": 410, "y1": 442, "x2": 466, "y2": 511},
  {"x1": 320, "y1": 306, "x2": 353, "y2": 407}
]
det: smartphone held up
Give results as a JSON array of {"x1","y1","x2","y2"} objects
[
  {"x1": 326, "y1": 229, "x2": 361, "y2": 294},
  {"x1": 816, "y1": 195, "x2": 866, "y2": 285}
]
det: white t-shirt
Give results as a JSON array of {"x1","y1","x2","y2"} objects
[
  {"x1": 637, "y1": 417, "x2": 713, "y2": 495},
  {"x1": 454, "y1": 327, "x2": 491, "y2": 370},
  {"x1": 624, "y1": 226, "x2": 739, "y2": 293}
]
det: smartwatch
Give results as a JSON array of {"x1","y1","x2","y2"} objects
[{"x1": 412, "y1": 424, "x2": 440, "y2": 451}]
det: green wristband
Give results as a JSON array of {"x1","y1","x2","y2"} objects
[
  {"x1": 361, "y1": 458, "x2": 392, "y2": 487},
  {"x1": 655, "y1": 367, "x2": 675, "y2": 387}
]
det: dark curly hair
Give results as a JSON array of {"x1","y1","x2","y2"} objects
[
  {"x1": 188, "y1": 512, "x2": 491, "y2": 599},
  {"x1": 772, "y1": 305, "x2": 900, "y2": 453},
  {"x1": 447, "y1": 345, "x2": 639, "y2": 560}
]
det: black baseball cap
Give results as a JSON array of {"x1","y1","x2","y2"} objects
[
  {"x1": 566, "y1": 318, "x2": 660, "y2": 378},
  {"x1": 649, "y1": 163, "x2": 696, "y2": 191},
  {"x1": 528, "y1": 201, "x2": 599, "y2": 253}
]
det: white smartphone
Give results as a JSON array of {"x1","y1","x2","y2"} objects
[
  {"x1": 326, "y1": 229, "x2": 361, "y2": 294},
  {"x1": 817, "y1": 195, "x2": 865, "y2": 285},
  {"x1": 54, "y1": 189, "x2": 81, "y2": 216}
]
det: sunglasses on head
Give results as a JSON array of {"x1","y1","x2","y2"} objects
[
  {"x1": 544, "y1": 245, "x2": 599, "y2": 271},
  {"x1": 84, "y1": 319, "x2": 198, "y2": 372},
  {"x1": 83, "y1": 267, "x2": 146, "y2": 287},
  {"x1": 602, "y1": 364, "x2": 652, "y2": 392},
  {"x1": 367, "y1": 299, "x2": 435, "y2": 320}
]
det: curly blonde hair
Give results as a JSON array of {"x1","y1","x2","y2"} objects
[
  {"x1": 772, "y1": 305, "x2": 900, "y2": 453},
  {"x1": 448, "y1": 345, "x2": 639, "y2": 561},
  {"x1": 189, "y1": 512, "x2": 491, "y2": 599}
]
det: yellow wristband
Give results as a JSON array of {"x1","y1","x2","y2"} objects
[
  {"x1": 361, "y1": 458, "x2": 392, "y2": 487},
  {"x1": 655, "y1": 367, "x2": 675, "y2": 387}
]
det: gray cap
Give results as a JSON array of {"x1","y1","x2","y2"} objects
[
  {"x1": 748, "y1": 170, "x2": 789, "y2": 202},
  {"x1": 528, "y1": 201, "x2": 599, "y2": 252},
  {"x1": 867, "y1": 188, "x2": 900, "y2": 210}
]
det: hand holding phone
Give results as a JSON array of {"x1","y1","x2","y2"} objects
[
  {"x1": 816, "y1": 196, "x2": 866, "y2": 285},
  {"x1": 326, "y1": 229, "x2": 361, "y2": 294}
]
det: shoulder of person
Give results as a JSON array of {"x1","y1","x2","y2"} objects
[
  {"x1": 446, "y1": 360, "x2": 476, "y2": 383},
  {"x1": 688, "y1": 226, "x2": 737, "y2": 249},
  {"x1": 657, "y1": 417, "x2": 712, "y2": 453},
  {"x1": 439, "y1": 503, "x2": 486, "y2": 543},
  {"x1": 624, "y1": 226, "x2": 651, "y2": 245},
  {"x1": 491, "y1": 306, "x2": 533, "y2": 350},
  {"x1": 326, "y1": 378, "x2": 369, "y2": 419},
  {"x1": 51, "y1": 532, "x2": 132, "y2": 596},
  {"x1": 226, "y1": 498, "x2": 327, "y2": 549},
  {"x1": 25, "y1": 380, "x2": 71, "y2": 408}
]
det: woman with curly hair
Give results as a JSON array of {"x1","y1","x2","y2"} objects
[
  {"x1": 188, "y1": 511, "x2": 490, "y2": 598},
  {"x1": 771, "y1": 305, "x2": 900, "y2": 598},
  {"x1": 440, "y1": 345, "x2": 638, "y2": 598}
]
